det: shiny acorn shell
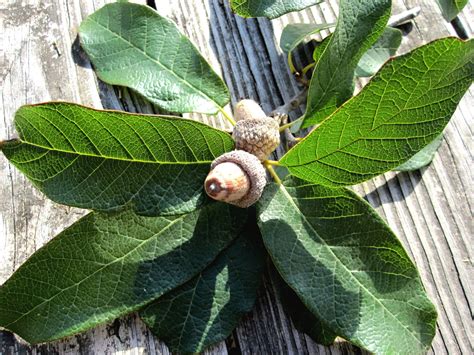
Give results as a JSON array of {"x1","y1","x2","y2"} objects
[
  {"x1": 204, "y1": 150, "x2": 267, "y2": 208},
  {"x1": 204, "y1": 162, "x2": 250, "y2": 203}
]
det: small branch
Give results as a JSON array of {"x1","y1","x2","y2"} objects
[
  {"x1": 270, "y1": 89, "x2": 308, "y2": 119},
  {"x1": 284, "y1": 129, "x2": 299, "y2": 149},
  {"x1": 388, "y1": 7, "x2": 421, "y2": 27},
  {"x1": 279, "y1": 118, "x2": 303, "y2": 132},
  {"x1": 294, "y1": 72, "x2": 310, "y2": 87}
]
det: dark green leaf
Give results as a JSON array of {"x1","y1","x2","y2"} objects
[
  {"x1": 230, "y1": 0, "x2": 322, "y2": 19},
  {"x1": 140, "y1": 224, "x2": 264, "y2": 353},
  {"x1": 303, "y1": 0, "x2": 391, "y2": 127},
  {"x1": 270, "y1": 266, "x2": 336, "y2": 346},
  {"x1": 312, "y1": 35, "x2": 331, "y2": 62},
  {"x1": 0, "y1": 204, "x2": 246, "y2": 344},
  {"x1": 313, "y1": 28, "x2": 402, "y2": 78},
  {"x1": 79, "y1": 2, "x2": 229, "y2": 114},
  {"x1": 279, "y1": 23, "x2": 334, "y2": 54},
  {"x1": 281, "y1": 38, "x2": 474, "y2": 187},
  {"x1": 355, "y1": 27, "x2": 402, "y2": 77},
  {"x1": 257, "y1": 177, "x2": 437, "y2": 354},
  {"x1": 395, "y1": 134, "x2": 444, "y2": 171},
  {"x1": 436, "y1": 0, "x2": 468, "y2": 21},
  {"x1": 1, "y1": 102, "x2": 233, "y2": 215}
]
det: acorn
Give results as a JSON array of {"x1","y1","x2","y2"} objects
[
  {"x1": 232, "y1": 100, "x2": 280, "y2": 161},
  {"x1": 204, "y1": 150, "x2": 267, "y2": 208},
  {"x1": 234, "y1": 99, "x2": 268, "y2": 122}
]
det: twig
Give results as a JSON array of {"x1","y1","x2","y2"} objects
[
  {"x1": 270, "y1": 89, "x2": 308, "y2": 119},
  {"x1": 284, "y1": 128, "x2": 299, "y2": 149}
]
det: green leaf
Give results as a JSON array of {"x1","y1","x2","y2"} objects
[
  {"x1": 310, "y1": 27, "x2": 401, "y2": 79},
  {"x1": 312, "y1": 35, "x2": 331, "y2": 62},
  {"x1": 79, "y1": 2, "x2": 229, "y2": 114},
  {"x1": 395, "y1": 134, "x2": 444, "y2": 172},
  {"x1": 355, "y1": 27, "x2": 402, "y2": 77},
  {"x1": 270, "y1": 266, "x2": 336, "y2": 346},
  {"x1": 257, "y1": 177, "x2": 437, "y2": 354},
  {"x1": 140, "y1": 223, "x2": 264, "y2": 353},
  {"x1": 230, "y1": 0, "x2": 322, "y2": 19},
  {"x1": 436, "y1": 0, "x2": 468, "y2": 21},
  {"x1": 281, "y1": 38, "x2": 474, "y2": 187},
  {"x1": 279, "y1": 23, "x2": 335, "y2": 54},
  {"x1": 0, "y1": 204, "x2": 247, "y2": 344},
  {"x1": 0, "y1": 102, "x2": 234, "y2": 215},
  {"x1": 302, "y1": 0, "x2": 391, "y2": 127}
]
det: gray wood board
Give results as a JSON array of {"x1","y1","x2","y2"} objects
[{"x1": 0, "y1": 0, "x2": 472, "y2": 354}]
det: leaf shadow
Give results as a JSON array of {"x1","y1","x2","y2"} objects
[
  {"x1": 362, "y1": 169, "x2": 424, "y2": 208},
  {"x1": 131, "y1": 204, "x2": 244, "y2": 303},
  {"x1": 138, "y1": 221, "x2": 264, "y2": 352},
  {"x1": 260, "y1": 217, "x2": 362, "y2": 342},
  {"x1": 71, "y1": 34, "x2": 163, "y2": 113}
]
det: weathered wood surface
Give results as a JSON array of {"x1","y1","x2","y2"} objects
[{"x1": 0, "y1": 0, "x2": 472, "y2": 354}]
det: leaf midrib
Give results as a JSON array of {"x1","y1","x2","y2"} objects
[
  {"x1": 286, "y1": 75, "x2": 467, "y2": 169},
  {"x1": 277, "y1": 184, "x2": 425, "y2": 348},
  {"x1": 4, "y1": 215, "x2": 184, "y2": 330},
  {"x1": 305, "y1": 3, "x2": 389, "y2": 119},
  {"x1": 13, "y1": 140, "x2": 214, "y2": 165},
  {"x1": 88, "y1": 16, "x2": 224, "y2": 111},
  {"x1": 293, "y1": 38, "x2": 467, "y2": 169}
]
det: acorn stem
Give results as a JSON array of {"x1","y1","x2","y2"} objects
[
  {"x1": 218, "y1": 107, "x2": 236, "y2": 126},
  {"x1": 265, "y1": 160, "x2": 281, "y2": 166},
  {"x1": 264, "y1": 162, "x2": 282, "y2": 185}
]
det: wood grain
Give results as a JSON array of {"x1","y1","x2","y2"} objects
[{"x1": 0, "y1": 0, "x2": 472, "y2": 354}]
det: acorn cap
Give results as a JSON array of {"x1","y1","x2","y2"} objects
[
  {"x1": 209, "y1": 150, "x2": 267, "y2": 208},
  {"x1": 232, "y1": 117, "x2": 280, "y2": 161},
  {"x1": 234, "y1": 99, "x2": 267, "y2": 121}
]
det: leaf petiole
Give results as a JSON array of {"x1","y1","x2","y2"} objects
[
  {"x1": 279, "y1": 118, "x2": 303, "y2": 132},
  {"x1": 265, "y1": 160, "x2": 281, "y2": 166},
  {"x1": 218, "y1": 107, "x2": 236, "y2": 126},
  {"x1": 288, "y1": 52, "x2": 297, "y2": 74},
  {"x1": 264, "y1": 161, "x2": 282, "y2": 185},
  {"x1": 301, "y1": 62, "x2": 316, "y2": 76}
]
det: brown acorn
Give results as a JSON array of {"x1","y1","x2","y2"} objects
[
  {"x1": 234, "y1": 99, "x2": 268, "y2": 122},
  {"x1": 232, "y1": 117, "x2": 280, "y2": 161},
  {"x1": 204, "y1": 150, "x2": 267, "y2": 208}
]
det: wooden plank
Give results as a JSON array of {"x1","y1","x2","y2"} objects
[
  {"x1": 1, "y1": 0, "x2": 472, "y2": 354},
  {"x1": 0, "y1": 1, "x2": 172, "y2": 354},
  {"x1": 367, "y1": 1, "x2": 473, "y2": 353}
]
